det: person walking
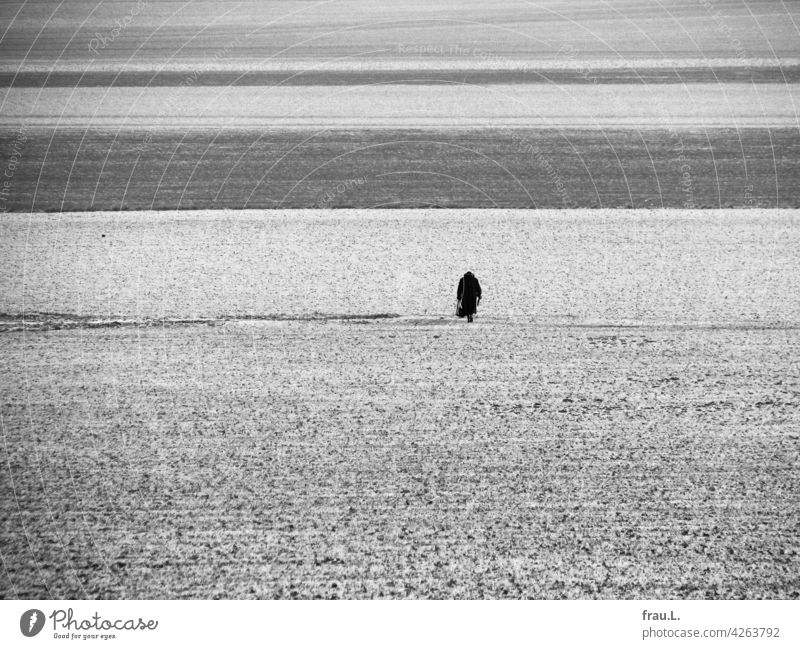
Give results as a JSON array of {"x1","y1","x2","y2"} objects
[{"x1": 456, "y1": 271, "x2": 482, "y2": 323}]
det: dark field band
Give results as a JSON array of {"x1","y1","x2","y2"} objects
[
  {"x1": 1, "y1": 127, "x2": 798, "y2": 211},
  {"x1": 4, "y1": 67, "x2": 800, "y2": 88}
]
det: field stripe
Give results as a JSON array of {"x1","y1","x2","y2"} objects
[{"x1": 1, "y1": 127, "x2": 797, "y2": 210}]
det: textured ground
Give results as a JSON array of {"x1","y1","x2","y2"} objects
[
  {"x1": 1, "y1": 317, "x2": 798, "y2": 599},
  {"x1": 1, "y1": 210, "x2": 798, "y2": 599}
]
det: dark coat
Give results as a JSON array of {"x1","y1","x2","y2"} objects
[{"x1": 457, "y1": 272, "x2": 482, "y2": 316}]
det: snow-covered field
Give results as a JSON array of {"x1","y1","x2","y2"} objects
[
  {"x1": 1, "y1": 210, "x2": 798, "y2": 598},
  {"x1": 2, "y1": 210, "x2": 798, "y2": 322},
  {"x1": 3, "y1": 84, "x2": 798, "y2": 129}
]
